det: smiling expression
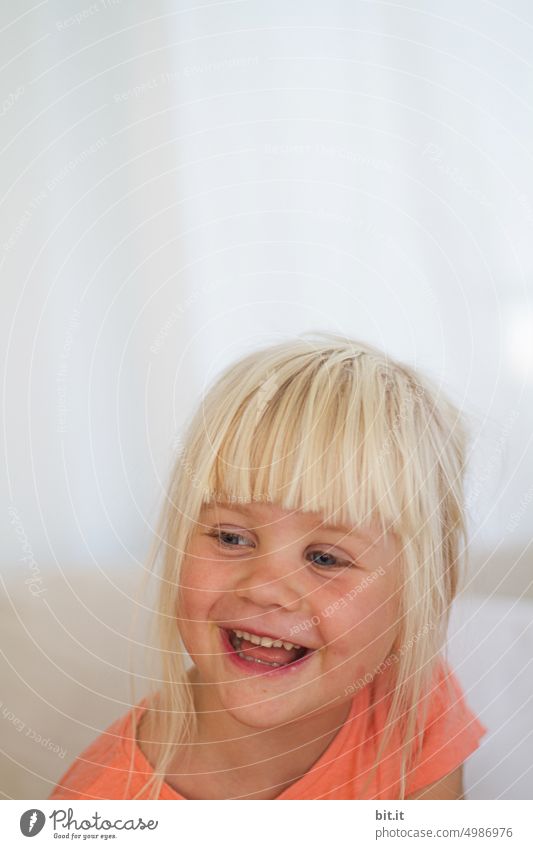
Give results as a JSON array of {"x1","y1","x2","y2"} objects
[{"x1": 176, "y1": 500, "x2": 402, "y2": 728}]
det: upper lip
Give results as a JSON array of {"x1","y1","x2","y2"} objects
[{"x1": 218, "y1": 623, "x2": 316, "y2": 650}]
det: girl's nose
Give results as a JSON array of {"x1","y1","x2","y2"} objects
[{"x1": 233, "y1": 554, "x2": 303, "y2": 612}]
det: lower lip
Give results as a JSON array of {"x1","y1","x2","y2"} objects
[{"x1": 219, "y1": 628, "x2": 316, "y2": 677}]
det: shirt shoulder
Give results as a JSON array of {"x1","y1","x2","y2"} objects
[
  {"x1": 404, "y1": 657, "x2": 488, "y2": 797},
  {"x1": 48, "y1": 704, "x2": 144, "y2": 801}
]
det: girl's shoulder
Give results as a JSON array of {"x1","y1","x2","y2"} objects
[
  {"x1": 48, "y1": 700, "x2": 148, "y2": 801},
  {"x1": 363, "y1": 655, "x2": 487, "y2": 798},
  {"x1": 403, "y1": 657, "x2": 488, "y2": 797}
]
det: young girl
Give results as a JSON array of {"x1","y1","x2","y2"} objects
[{"x1": 49, "y1": 332, "x2": 487, "y2": 800}]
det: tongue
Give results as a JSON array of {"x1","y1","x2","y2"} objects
[{"x1": 239, "y1": 637, "x2": 303, "y2": 665}]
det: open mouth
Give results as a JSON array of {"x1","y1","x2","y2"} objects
[{"x1": 221, "y1": 627, "x2": 314, "y2": 670}]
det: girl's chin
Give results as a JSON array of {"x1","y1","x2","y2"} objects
[{"x1": 215, "y1": 693, "x2": 308, "y2": 729}]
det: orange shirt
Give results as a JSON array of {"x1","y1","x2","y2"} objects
[{"x1": 49, "y1": 658, "x2": 487, "y2": 800}]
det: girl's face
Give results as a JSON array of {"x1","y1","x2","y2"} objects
[{"x1": 177, "y1": 500, "x2": 401, "y2": 728}]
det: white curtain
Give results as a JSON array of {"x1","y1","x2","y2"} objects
[{"x1": 1, "y1": 0, "x2": 532, "y2": 576}]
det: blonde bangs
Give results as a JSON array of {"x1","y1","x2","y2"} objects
[{"x1": 200, "y1": 338, "x2": 428, "y2": 543}]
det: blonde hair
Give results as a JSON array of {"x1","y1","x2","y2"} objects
[{"x1": 131, "y1": 331, "x2": 469, "y2": 800}]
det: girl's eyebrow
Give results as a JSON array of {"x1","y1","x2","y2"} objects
[{"x1": 200, "y1": 504, "x2": 375, "y2": 545}]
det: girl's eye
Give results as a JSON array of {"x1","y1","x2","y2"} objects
[
  {"x1": 306, "y1": 548, "x2": 354, "y2": 570},
  {"x1": 207, "y1": 529, "x2": 254, "y2": 548},
  {"x1": 206, "y1": 530, "x2": 354, "y2": 569}
]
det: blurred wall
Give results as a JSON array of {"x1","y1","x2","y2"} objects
[{"x1": 1, "y1": 0, "x2": 532, "y2": 599}]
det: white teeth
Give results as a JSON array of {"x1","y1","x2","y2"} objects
[{"x1": 231, "y1": 629, "x2": 302, "y2": 650}]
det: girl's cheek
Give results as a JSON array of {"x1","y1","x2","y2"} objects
[
  {"x1": 177, "y1": 560, "x2": 228, "y2": 623},
  {"x1": 180, "y1": 553, "x2": 217, "y2": 591},
  {"x1": 331, "y1": 596, "x2": 400, "y2": 660},
  {"x1": 176, "y1": 566, "x2": 208, "y2": 621}
]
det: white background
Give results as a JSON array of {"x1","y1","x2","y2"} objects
[{"x1": 1, "y1": 0, "x2": 532, "y2": 590}]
